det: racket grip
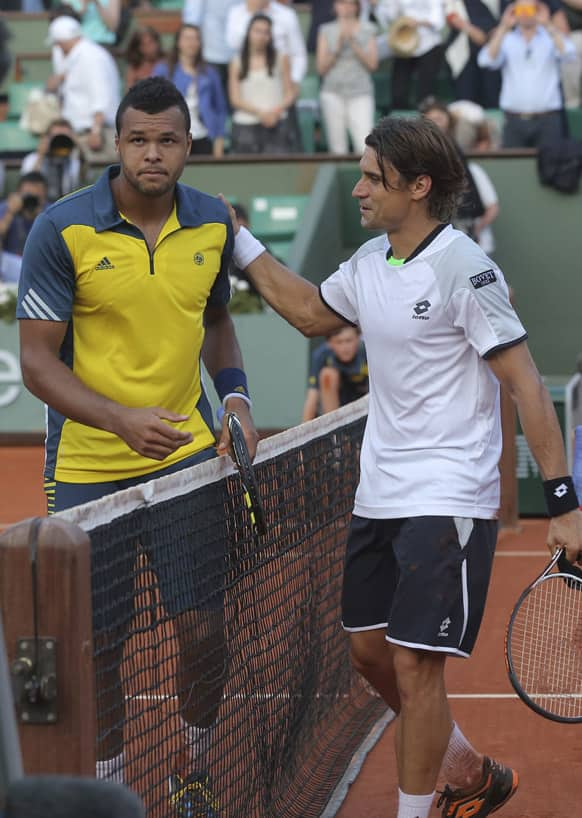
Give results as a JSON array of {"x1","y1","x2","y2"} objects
[{"x1": 573, "y1": 425, "x2": 582, "y2": 508}]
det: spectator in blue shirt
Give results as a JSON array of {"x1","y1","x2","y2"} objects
[
  {"x1": 302, "y1": 326, "x2": 368, "y2": 421},
  {"x1": 478, "y1": 1, "x2": 576, "y2": 148},
  {"x1": 153, "y1": 24, "x2": 229, "y2": 157},
  {"x1": 182, "y1": 0, "x2": 239, "y2": 97}
]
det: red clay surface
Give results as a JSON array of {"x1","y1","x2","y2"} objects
[{"x1": 3, "y1": 450, "x2": 582, "y2": 818}]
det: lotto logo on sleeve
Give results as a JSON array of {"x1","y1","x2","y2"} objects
[{"x1": 470, "y1": 269, "x2": 497, "y2": 289}]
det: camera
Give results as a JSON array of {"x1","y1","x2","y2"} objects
[
  {"x1": 48, "y1": 133, "x2": 75, "y2": 157},
  {"x1": 21, "y1": 194, "x2": 40, "y2": 211}
]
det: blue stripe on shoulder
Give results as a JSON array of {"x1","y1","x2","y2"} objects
[{"x1": 43, "y1": 185, "x2": 98, "y2": 231}]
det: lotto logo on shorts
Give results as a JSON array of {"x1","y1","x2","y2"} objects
[{"x1": 469, "y1": 269, "x2": 497, "y2": 289}]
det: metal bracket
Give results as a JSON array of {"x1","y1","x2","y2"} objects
[{"x1": 11, "y1": 637, "x2": 57, "y2": 725}]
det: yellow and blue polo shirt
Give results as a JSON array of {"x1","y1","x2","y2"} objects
[{"x1": 17, "y1": 165, "x2": 233, "y2": 483}]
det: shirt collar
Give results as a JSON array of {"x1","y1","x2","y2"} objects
[{"x1": 92, "y1": 165, "x2": 205, "y2": 232}]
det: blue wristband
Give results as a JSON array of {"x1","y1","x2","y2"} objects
[{"x1": 213, "y1": 368, "x2": 250, "y2": 404}]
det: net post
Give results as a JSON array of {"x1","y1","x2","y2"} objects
[{"x1": 0, "y1": 517, "x2": 96, "y2": 777}]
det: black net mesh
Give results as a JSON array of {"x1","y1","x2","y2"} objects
[{"x1": 60, "y1": 400, "x2": 389, "y2": 818}]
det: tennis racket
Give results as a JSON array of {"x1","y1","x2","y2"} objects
[
  {"x1": 226, "y1": 412, "x2": 266, "y2": 538},
  {"x1": 505, "y1": 547, "x2": 582, "y2": 723}
]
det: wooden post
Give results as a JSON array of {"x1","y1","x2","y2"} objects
[{"x1": 0, "y1": 517, "x2": 95, "y2": 777}]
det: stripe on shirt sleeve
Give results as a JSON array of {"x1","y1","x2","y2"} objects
[{"x1": 22, "y1": 288, "x2": 62, "y2": 321}]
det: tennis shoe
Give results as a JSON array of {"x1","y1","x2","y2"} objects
[
  {"x1": 169, "y1": 770, "x2": 220, "y2": 818},
  {"x1": 437, "y1": 756, "x2": 518, "y2": 817}
]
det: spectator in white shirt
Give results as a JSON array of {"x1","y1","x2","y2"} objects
[
  {"x1": 226, "y1": 0, "x2": 308, "y2": 85},
  {"x1": 371, "y1": 0, "x2": 446, "y2": 109},
  {"x1": 477, "y1": 1, "x2": 576, "y2": 148},
  {"x1": 45, "y1": 15, "x2": 121, "y2": 163},
  {"x1": 227, "y1": 0, "x2": 307, "y2": 149},
  {"x1": 228, "y1": 12, "x2": 298, "y2": 153}
]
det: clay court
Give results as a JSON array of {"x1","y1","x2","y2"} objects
[{"x1": 3, "y1": 446, "x2": 582, "y2": 818}]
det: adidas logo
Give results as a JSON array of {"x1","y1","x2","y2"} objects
[{"x1": 95, "y1": 257, "x2": 115, "y2": 270}]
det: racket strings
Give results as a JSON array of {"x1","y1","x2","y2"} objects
[{"x1": 510, "y1": 575, "x2": 582, "y2": 720}]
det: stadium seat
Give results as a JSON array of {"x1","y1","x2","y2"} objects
[
  {"x1": 250, "y1": 194, "x2": 309, "y2": 245},
  {"x1": 0, "y1": 120, "x2": 39, "y2": 154},
  {"x1": 7, "y1": 81, "x2": 44, "y2": 120}
]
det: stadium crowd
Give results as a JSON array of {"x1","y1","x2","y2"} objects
[{"x1": 0, "y1": 1, "x2": 580, "y2": 284}]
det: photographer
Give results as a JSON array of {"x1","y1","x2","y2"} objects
[
  {"x1": 0, "y1": 172, "x2": 48, "y2": 283},
  {"x1": 21, "y1": 119, "x2": 85, "y2": 202}
]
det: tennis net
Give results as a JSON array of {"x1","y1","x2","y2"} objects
[{"x1": 57, "y1": 396, "x2": 390, "y2": 818}]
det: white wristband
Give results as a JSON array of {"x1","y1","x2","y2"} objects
[
  {"x1": 233, "y1": 226, "x2": 266, "y2": 270},
  {"x1": 222, "y1": 393, "x2": 253, "y2": 410}
]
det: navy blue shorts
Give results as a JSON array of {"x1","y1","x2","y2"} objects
[
  {"x1": 341, "y1": 515, "x2": 497, "y2": 657},
  {"x1": 45, "y1": 449, "x2": 225, "y2": 630}
]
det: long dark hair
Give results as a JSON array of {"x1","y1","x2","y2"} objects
[
  {"x1": 239, "y1": 13, "x2": 276, "y2": 80},
  {"x1": 125, "y1": 26, "x2": 163, "y2": 69},
  {"x1": 167, "y1": 24, "x2": 207, "y2": 77},
  {"x1": 365, "y1": 116, "x2": 468, "y2": 222}
]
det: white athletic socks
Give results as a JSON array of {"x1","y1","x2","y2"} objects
[
  {"x1": 95, "y1": 752, "x2": 124, "y2": 783},
  {"x1": 396, "y1": 789, "x2": 434, "y2": 818},
  {"x1": 441, "y1": 722, "x2": 484, "y2": 789},
  {"x1": 181, "y1": 717, "x2": 214, "y2": 773}
]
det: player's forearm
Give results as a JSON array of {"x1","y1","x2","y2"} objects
[
  {"x1": 201, "y1": 312, "x2": 245, "y2": 378},
  {"x1": 20, "y1": 349, "x2": 126, "y2": 436},
  {"x1": 244, "y1": 253, "x2": 326, "y2": 336}
]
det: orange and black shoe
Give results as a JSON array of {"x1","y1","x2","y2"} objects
[
  {"x1": 437, "y1": 756, "x2": 518, "y2": 817},
  {"x1": 168, "y1": 770, "x2": 220, "y2": 818}
]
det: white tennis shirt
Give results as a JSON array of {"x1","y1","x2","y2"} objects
[{"x1": 320, "y1": 225, "x2": 527, "y2": 520}]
